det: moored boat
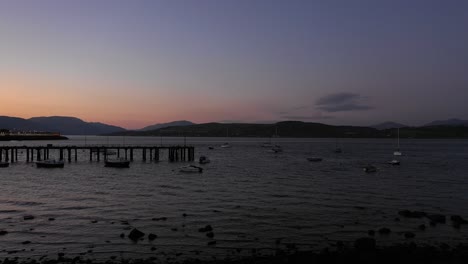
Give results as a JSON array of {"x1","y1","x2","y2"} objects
[
  {"x1": 363, "y1": 165, "x2": 377, "y2": 173},
  {"x1": 179, "y1": 165, "x2": 203, "y2": 173},
  {"x1": 389, "y1": 159, "x2": 400, "y2": 165},
  {"x1": 36, "y1": 160, "x2": 65, "y2": 168},
  {"x1": 105, "y1": 158, "x2": 130, "y2": 168}
]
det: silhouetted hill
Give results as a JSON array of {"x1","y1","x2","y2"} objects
[
  {"x1": 372, "y1": 121, "x2": 407, "y2": 130},
  {"x1": 139, "y1": 120, "x2": 194, "y2": 131},
  {"x1": 0, "y1": 116, "x2": 50, "y2": 131},
  {"x1": 0, "y1": 116, "x2": 126, "y2": 135},
  {"x1": 424, "y1": 118, "x2": 468, "y2": 127},
  {"x1": 108, "y1": 121, "x2": 468, "y2": 138},
  {"x1": 28, "y1": 116, "x2": 126, "y2": 135},
  {"x1": 109, "y1": 121, "x2": 380, "y2": 138}
]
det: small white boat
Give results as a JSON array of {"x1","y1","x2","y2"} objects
[
  {"x1": 389, "y1": 159, "x2": 400, "y2": 165},
  {"x1": 0, "y1": 162, "x2": 9, "y2": 168},
  {"x1": 36, "y1": 160, "x2": 65, "y2": 168},
  {"x1": 221, "y1": 143, "x2": 231, "y2": 148},
  {"x1": 307, "y1": 157, "x2": 323, "y2": 162},
  {"x1": 179, "y1": 165, "x2": 203, "y2": 173},
  {"x1": 199, "y1": 156, "x2": 210, "y2": 164},
  {"x1": 363, "y1": 165, "x2": 377, "y2": 173},
  {"x1": 105, "y1": 158, "x2": 130, "y2": 168}
]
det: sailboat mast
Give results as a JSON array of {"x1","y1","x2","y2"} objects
[{"x1": 397, "y1": 128, "x2": 400, "y2": 150}]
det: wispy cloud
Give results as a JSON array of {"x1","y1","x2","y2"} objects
[{"x1": 315, "y1": 92, "x2": 373, "y2": 112}]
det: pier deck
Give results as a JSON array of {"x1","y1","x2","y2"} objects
[{"x1": 0, "y1": 145, "x2": 195, "y2": 163}]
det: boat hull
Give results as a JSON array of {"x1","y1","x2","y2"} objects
[
  {"x1": 36, "y1": 161, "x2": 64, "y2": 168},
  {"x1": 105, "y1": 160, "x2": 130, "y2": 168}
]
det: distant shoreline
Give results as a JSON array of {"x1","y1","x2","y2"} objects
[{"x1": 0, "y1": 135, "x2": 68, "y2": 141}]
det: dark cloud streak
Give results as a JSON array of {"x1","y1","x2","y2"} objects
[{"x1": 315, "y1": 92, "x2": 373, "y2": 113}]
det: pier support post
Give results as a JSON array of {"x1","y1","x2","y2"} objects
[
  {"x1": 89, "y1": 150, "x2": 93, "y2": 162},
  {"x1": 130, "y1": 148, "x2": 133, "y2": 161},
  {"x1": 75, "y1": 149, "x2": 78, "y2": 162},
  {"x1": 37, "y1": 149, "x2": 41, "y2": 161},
  {"x1": 97, "y1": 149, "x2": 100, "y2": 162}
]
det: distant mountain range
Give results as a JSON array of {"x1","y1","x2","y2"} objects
[
  {"x1": 139, "y1": 120, "x2": 194, "y2": 131},
  {"x1": 372, "y1": 121, "x2": 408, "y2": 130},
  {"x1": 0, "y1": 116, "x2": 125, "y2": 135},
  {"x1": 108, "y1": 121, "x2": 468, "y2": 138},
  {"x1": 2, "y1": 115, "x2": 468, "y2": 138},
  {"x1": 424, "y1": 119, "x2": 468, "y2": 127}
]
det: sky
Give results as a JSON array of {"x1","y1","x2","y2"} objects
[{"x1": 1, "y1": 0, "x2": 467, "y2": 129}]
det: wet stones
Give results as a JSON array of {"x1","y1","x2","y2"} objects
[
  {"x1": 368, "y1": 230, "x2": 375, "y2": 236},
  {"x1": 152, "y1": 217, "x2": 167, "y2": 221},
  {"x1": 426, "y1": 214, "x2": 446, "y2": 224},
  {"x1": 207, "y1": 241, "x2": 217, "y2": 246},
  {"x1": 354, "y1": 237, "x2": 376, "y2": 251},
  {"x1": 0, "y1": 230, "x2": 8, "y2": 236},
  {"x1": 418, "y1": 224, "x2": 426, "y2": 231},
  {"x1": 21, "y1": 241, "x2": 31, "y2": 245},
  {"x1": 378, "y1": 227, "x2": 391, "y2": 235},
  {"x1": 404, "y1": 232, "x2": 415, "y2": 239},
  {"x1": 48, "y1": 217, "x2": 55, "y2": 221},
  {"x1": 128, "y1": 228, "x2": 145, "y2": 242},
  {"x1": 451, "y1": 215, "x2": 468, "y2": 228},
  {"x1": 206, "y1": 232, "x2": 214, "y2": 238}
]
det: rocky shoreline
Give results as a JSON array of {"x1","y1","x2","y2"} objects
[{"x1": 1, "y1": 242, "x2": 468, "y2": 264}]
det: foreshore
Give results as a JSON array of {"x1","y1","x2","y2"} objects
[{"x1": 1, "y1": 242, "x2": 468, "y2": 264}]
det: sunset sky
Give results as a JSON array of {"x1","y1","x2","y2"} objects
[{"x1": 1, "y1": 0, "x2": 467, "y2": 129}]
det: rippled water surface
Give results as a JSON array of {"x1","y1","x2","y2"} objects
[{"x1": 1, "y1": 137, "x2": 468, "y2": 260}]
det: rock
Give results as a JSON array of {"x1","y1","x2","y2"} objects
[
  {"x1": 378, "y1": 227, "x2": 391, "y2": 235},
  {"x1": 58, "y1": 253, "x2": 65, "y2": 257},
  {"x1": 426, "y1": 214, "x2": 445, "y2": 224},
  {"x1": 418, "y1": 224, "x2": 426, "y2": 231},
  {"x1": 368, "y1": 230, "x2": 375, "y2": 236},
  {"x1": 0, "y1": 231, "x2": 8, "y2": 236},
  {"x1": 21, "y1": 241, "x2": 31, "y2": 245},
  {"x1": 451, "y1": 215, "x2": 468, "y2": 225},
  {"x1": 207, "y1": 241, "x2": 217, "y2": 246},
  {"x1": 128, "y1": 228, "x2": 145, "y2": 242},
  {"x1": 206, "y1": 232, "x2": 214, "y2": 238},
  {"x1": 354, "y1": 237, "x2": 376, "y2": 251},
  {"x1": 151, "y1": 217, "x2": 167, "y2": 221},
  {"x1": 171, "y1": 228, "x2": 178, "y2": 231},
  {"x1": 48, "y1": 218, "x2": 55, "y2": 221},
  {"x1": 183, "y1": 213, "x2": 188, "y2": 217},
  {"x1": 23, "y1": 215, "x2": 34, "y2": 220},
  {"x1": 120, "y1": 233, "x2": 125, "y2": 238},
  {"x1": 394, "y1": 217, "x2": 400, "y2": 222},
  {"x1": 198, "y1": 225, "x2": 213, "y2": 232},
  {"x1": 148, "y1": 233, "x2": 157, "y2": 241},
  {"x1": 404, "y1": 232, "x2": 415, "y2": 239},
  {"x1": 150, "y1": 246, "x2": 156, "y2": 251},
  {"x1": 91, "y1": 220, "x2": 98, "y2": 223}
]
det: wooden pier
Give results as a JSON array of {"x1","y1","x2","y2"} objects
[{"x1": 0, "y1": 145, "x2": 195, "y2": 163}]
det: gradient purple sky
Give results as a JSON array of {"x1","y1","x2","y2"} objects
[{"x1": 1, "y1": 0, "x2": 467, "y2": 129}]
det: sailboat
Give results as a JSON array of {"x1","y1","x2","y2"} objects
[
  {"x1": 393, "y1": 128, "x2": 402, "y2": 156},
  {"x1": 221, "y1": 127, "x2": 231, "y2": 148}
]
